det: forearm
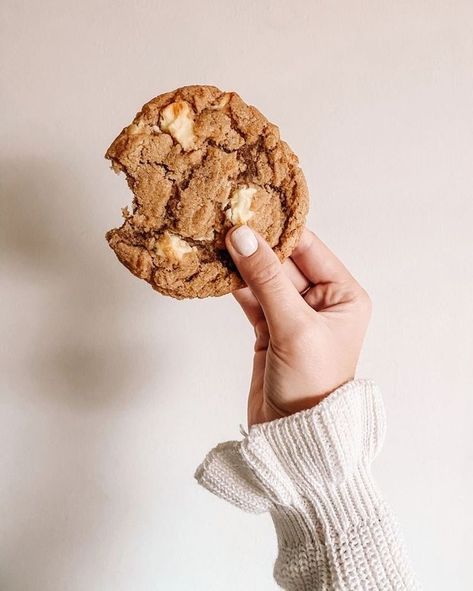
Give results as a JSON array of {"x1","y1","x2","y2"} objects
[{"x1": 194, "y1": 379, "x2": 419, "y2": 590}]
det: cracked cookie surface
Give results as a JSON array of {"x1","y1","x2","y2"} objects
[{"x1": 105, "y1": 85, "x2": 309, "y2": 299}]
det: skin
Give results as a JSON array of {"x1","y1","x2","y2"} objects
[{"x1": 225, "y1": 227, "x2": 372, "y2": 428}]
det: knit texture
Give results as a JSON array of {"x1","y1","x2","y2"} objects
[{"x1": 194, "y1": 379, "x2": 419, "y2": 590}]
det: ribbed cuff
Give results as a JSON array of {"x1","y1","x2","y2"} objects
[
  {"x1": 194, "y1": 379, "x2": 419, "y2": 590},
  {"x1": 194, "y1": 379, "x2": 385, "y2": 516},
  {"x1": 241, "y1": 380, "x2": 384, "y2": 499}
]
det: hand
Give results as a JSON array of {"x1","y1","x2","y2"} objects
[{"x1": 226, "y1": 225, "x2": 372, "y2": 428}]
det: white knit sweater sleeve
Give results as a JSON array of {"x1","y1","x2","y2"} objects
[{"x1": 194, "y1": 379, "x2": 419, "y2": 590}]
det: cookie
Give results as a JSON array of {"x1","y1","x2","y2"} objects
[{"x1": 105, "y1": 85, "x2": 309, "y2": 299}]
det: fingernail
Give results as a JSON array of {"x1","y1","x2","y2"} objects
[{"x1": 230, "y1": 225, "x2": 258, "y2": 257}]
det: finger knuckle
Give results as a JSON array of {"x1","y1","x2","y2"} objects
[
  {"x1": 356, "y1": 287, "x2": 372, "y2": 315},
  {"x1": 296, "y1": 228, "x2": 315, "y2": 253},
  {"x1": 254, "y1": 318, "x2": 269, "y2": 341},
  {"x1": 309, "y1": 282, "x2": 347, "y2": 309},
  {"x1": 252, "y1": 260, "x2": 281, "y2": 288}
]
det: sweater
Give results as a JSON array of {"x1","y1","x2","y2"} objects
[{"x1": 194, "y1": 379, "x2": 419, "y2": 590}]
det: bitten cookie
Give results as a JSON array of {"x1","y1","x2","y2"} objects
[{"x1": 105, "y1": 85, "x2": 309, "y2": 299}]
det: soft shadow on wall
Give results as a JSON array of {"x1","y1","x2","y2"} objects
[
  {"x1": 0, "y1": 157, "x2": 171, "y2": 588},
  {"x1": 1, "y1": 157, "x2": 165, "y2": 408}
]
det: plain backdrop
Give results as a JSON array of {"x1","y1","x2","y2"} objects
[{"x1": 1, "y1": 1, "x2": 472, "y2": 589}]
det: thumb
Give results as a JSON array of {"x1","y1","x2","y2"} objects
[{"x1": 226, "y1": 225, "x2": 302, "y2": 332}]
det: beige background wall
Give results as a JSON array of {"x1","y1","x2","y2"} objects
[{"x1": 1, "y1": 1, "x2": 472, "y2": 589}]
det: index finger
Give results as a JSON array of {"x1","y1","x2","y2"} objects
[
  {"x1": 290, "y1": 228, "x2": 353, "y2": 285},
  {"x1": 233, "y1": 287, "x2": 263, "y2": 327},
  {"x1": 233, "y1": 258, "x2": 310, "y2": 327}
]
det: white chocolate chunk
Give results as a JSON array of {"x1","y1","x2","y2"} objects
[
  {"x1": 155, "y1": 232, "x2": 195, "y2": 261},
  {"x1": 210, "y1": 92, "x2": 232, "y2": 110},
  {"x1": 159, "y1": 101, "x2": 195, "y2": 150},
  {"x1": 194, "y1": 230, "x2": 215, "y2": 241},
  {"x1": 225, "y1": 186, "x2": 257, "y2": 225}
]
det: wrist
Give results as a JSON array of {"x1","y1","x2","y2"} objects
[{"x1": 267, "y1": 376, "x2": 355, "y2": 418}]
